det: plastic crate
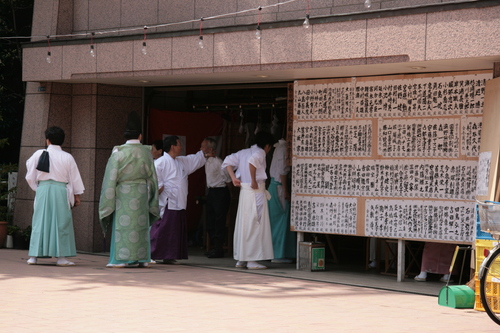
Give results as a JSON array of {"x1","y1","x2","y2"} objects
[
  {"x1": 475, "y1": 239, "x2": 499, "y2": 271},
  {"x1": 475, "y1": 293, "x2": 485, "y2": 311},
  {"x1": 475, "y1": 294, "x2": 500, "y2": 313},
  {"x1": 474, "y1": 273, "x2": 486, "y2": 312},
  {"x1": 474, "y1": 240, "x2": 500, "y2": 312},
  {"x1": 474, "y1": 273, "x2": 500, "y2": 313}
]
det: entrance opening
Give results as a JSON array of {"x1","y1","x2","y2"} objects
[{"x1": 145, "y1": 83, "x2": 289, "y2": 251}]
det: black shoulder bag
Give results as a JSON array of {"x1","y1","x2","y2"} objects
[{"x1": 36, "y1": 150, "x2": 50, "y2": 173}]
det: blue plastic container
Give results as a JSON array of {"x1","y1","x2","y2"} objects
[{"x1": 476, "y1": 204, "x2": 494, "y2": 240}]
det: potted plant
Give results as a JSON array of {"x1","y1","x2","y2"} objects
[
  {"x1": 14, "y1": 225, "x2": 31, "y2": 250},
  {"x1": 0, "y1": 209, "x2": 7, "y2": 248},
  {"x1": 0, "y1": 164, "x2": 16, "y2": 246},
  {"x1": 6, "y1": 225, "x2": 19, "y2": 249},
  {"x1": 0, "y1": 163, "x2": 17, "y2": 248},
  {"x1": 22, "y1": 225, "x2": 31, "y2": 247}
]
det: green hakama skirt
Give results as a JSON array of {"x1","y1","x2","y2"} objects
[{"x1": 28, "y1": 180, "x2": 76, "y2": 258}]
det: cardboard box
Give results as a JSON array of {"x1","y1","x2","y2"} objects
[{"x1": 299, "y1": 242, "x2": 325, "y2": 271}]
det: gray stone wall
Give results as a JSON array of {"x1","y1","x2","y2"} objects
[
  {"x1": 15, "y1": 82, "x2": 142, "y2": 252},
  {"x1": 69, "y1": 0, "x2": 469, "y2": 33}
]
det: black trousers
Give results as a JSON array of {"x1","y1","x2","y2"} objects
[{"x1": 205, "y1": 187, "x2": 230, "y2": 250}]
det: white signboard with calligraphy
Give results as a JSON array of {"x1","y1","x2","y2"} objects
[{"x1": 291, "y1": 72, "x2": 491, "y2": 243}]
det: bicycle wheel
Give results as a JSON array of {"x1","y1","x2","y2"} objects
[{"x1": 480, "y1": 247, "x2": 500, "y2": 325}]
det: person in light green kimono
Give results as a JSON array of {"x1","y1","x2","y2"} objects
[{"x1": 99, "y1": 112, "x2": 160, "y2": 268}]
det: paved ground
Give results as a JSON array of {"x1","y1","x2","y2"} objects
[{"x1": 0, "y1": 249, "x2": 497, "y2": 332}]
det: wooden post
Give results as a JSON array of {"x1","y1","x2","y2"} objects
[
  {"x1": 296, "y1": 231, "x2": 304, "y2": 270},
  {"x1": 397, "y1": 239, "x2": 405, "y2": 282},
  {"x1": 494, "y1": 62, "x2": 500, "y2": 79}
]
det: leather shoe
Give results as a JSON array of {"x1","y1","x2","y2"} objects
[
  {"x1": 207, "y1": 249, "x2": 224, "y2": 258},
  {"x1": 157, "y1": 259, "x2": 179, "y2": 265}
]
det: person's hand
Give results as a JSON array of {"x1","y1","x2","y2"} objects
[
  {"x1": 74, "y1": 195, "x2": 81, "y2": 207},
  {"x1": 158, "y1": 186, "x2": 164, "y2": 194},
  {"x1": 251, "y1": 180, "x2": 258, "y2": 190},
  {"x1": 232, "y1": 178, "x2": 241, "y2": 187},
  {"x1": 284, "y1": 190, "x2": 291, "y2": 202}
]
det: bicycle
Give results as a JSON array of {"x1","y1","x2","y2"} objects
[{"x1": 476, "y1": 200, "x2": 500, "y2": 325}]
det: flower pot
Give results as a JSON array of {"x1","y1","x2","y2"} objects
[
  {"x1": 0, "y1": 221, "x2": 7, "y2": 248},
  {"x1": 6, "y1": 234, "x2": 13, "y2": 248}
]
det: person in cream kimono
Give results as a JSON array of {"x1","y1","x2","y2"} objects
[{"x1": 222, "y1": 131, "x2": 275, "y2": 269}]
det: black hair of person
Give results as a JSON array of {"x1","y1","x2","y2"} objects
[
  {"x1": 254, "y1": 131, "x2": 275, "y2": 149},
  {"x1": 152, "y1": 139, "x2": 163, "y2": 152},
  {"x1": 45, "y1": 126, "x2": 65, "y2": 145},
  {"x1": 163, "y1": 135, "x2": 180, "y2": 153}
]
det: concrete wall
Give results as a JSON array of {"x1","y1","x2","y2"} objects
[
  {"x1": 69, "y1": 0, "x2": 467, "y2": 32},
  {"x1": 23, "y1": 4, "x2": 500, "y2": 83}
]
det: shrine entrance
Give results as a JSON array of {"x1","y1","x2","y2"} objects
[{"x1": 144, "y1": 83, "x2": 289, "y2": 250}]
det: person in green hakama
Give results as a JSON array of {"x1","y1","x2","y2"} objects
[
  {"x1": 25, "y1": 126, "x2": 85, "y2": 266},
  {"x1": 268, "y1": 139, "x2": 296, "y2": 264},
  {"x1": 99, "y1": 112, "x2": 160, "y2": 268}
]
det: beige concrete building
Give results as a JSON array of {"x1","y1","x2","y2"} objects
[{"x1": 17, "y1": 0, "x2": 500, "y2": 255}]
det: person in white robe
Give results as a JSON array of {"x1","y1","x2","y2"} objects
[
  {"x1": 151, "y1": 139, "x2": 164, "y2": 161},
  {"x1": 204, "y1": 137, "x2": 231, "y2": 258},
  {"x1": 150, "y1": 136, "x2": 210, "y2": 263},
  {"x1": 222, "y1": 131, "x2": 275, "y2": 269},
  {"x1": 25, "y1": 126, "x2": 85, "y2": 266}
]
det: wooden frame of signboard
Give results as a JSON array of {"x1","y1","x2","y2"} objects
[{"x1": 478, "y1": 76, "x2": 500, "y2": 202}]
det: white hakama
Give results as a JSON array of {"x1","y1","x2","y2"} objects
[{"x1": 233, "y1": 183, "x2": 274, "y2": 261}]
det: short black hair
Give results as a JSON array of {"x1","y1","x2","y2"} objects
[
  {"x1": 45, "y1": 126, "x2": 65, "y2": 145},
  {"x1": 254, "y1": 131, "x2": 275, "y2": 149},
  {"x1": 152, "y1": 139, "x2": 163, "y2": 151},
  {"x1": 163, "y1": 135, "x2": 179, "y2": 153}
]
